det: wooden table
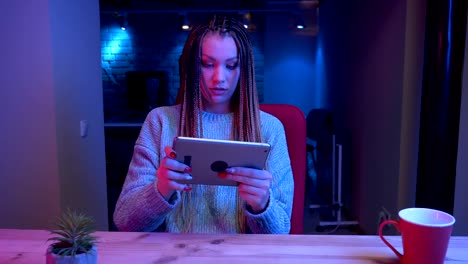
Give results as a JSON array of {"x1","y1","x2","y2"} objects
[{"x1": 0, "y1": 229, "x2": 467, "y2": 263}]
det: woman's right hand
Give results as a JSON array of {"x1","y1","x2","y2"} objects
[{"x1": 156, "y1": 146, "x2": 192, "y2": 200}]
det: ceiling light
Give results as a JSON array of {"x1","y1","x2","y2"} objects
[
  {"x1": 181, "y1": 13, "x2": 190, "y2": 31},
  {"x1": 240, "y1": 12, "x2": 251, "y2": 30},
  {"x1": 119, "y1": 14, "x2": 127, "y2": 31},
  {"x1": 294, "y1": 15, "x2": 306, "y2": 30}
]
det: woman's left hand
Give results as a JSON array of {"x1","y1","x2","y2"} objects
[{"x1": 219, "y1": 167, "x2": 272, "y2": 213}]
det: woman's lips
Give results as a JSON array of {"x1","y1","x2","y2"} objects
[{"x1": 210, "y1": 88, "x2": 227, "y2": 95}]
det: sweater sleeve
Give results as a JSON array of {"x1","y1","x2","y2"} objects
[
  {"x1": 113, "y1": 110, "x2": 180, "y2": 232},
  {"x1": 244, "y1": 115, "x2": 294, "y2": 234}
]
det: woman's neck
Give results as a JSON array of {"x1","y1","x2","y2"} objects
[{"x1": 202, "y1": 103, "x2": 232, "y2": 114}]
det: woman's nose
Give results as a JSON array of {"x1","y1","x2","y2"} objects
[{"x1": 212, "y1": 66, "x2": 226, "y2": 83}]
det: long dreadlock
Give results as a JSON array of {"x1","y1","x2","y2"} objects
[{"x1": 174, "y1": 16, "x2": 263, "y2": 233}]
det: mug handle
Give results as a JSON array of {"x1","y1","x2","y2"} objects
[{"x1": 378, "y1": 220, "x2": 403, "y2": 259}]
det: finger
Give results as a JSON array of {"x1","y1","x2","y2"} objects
[
  {"x1": 222, "y1": 174, "x2": 267, "y2": 187},
  {"x1": 164, "y1": 146, "x2": 176, "y2": 159},
  {"x1": 237, "y1": 189, "x2": 269, "y2": 213},
  {"x1": 165, "y1": 180, "x2": 192, "y2": 191},
  {"x1": 226, "y1": 167, "x2": 271, "y2": 180},
  {"x1": 238, "y1": 183, "x2": 268, "y2": 196},
  {"x1": 157, "y1": 163, "x2": 192, "y2": 194},
  {"x1": 166, "y1": 170, "x2": 193, "y2": 182},
  {"x1": 220, "y1": 171, "x2": 271, "y2": 188},
  {"x1": 158, "y1": 177, "x2": 192, "y2": 192},
  {"x1": 161, "y1": 157, "x2": 192, "y2": 173},
  {"x1": 238, "y1": 191, "x2": 258, "y2": 202},
  {"x1": 237, "y1": 192, "x2": 262, "y2": 208},
  {"x1": 157, "y1": 170, "x2": 192, "y2": 190}
]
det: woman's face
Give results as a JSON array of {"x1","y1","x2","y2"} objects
[{"x1": 200, "y1": 33, "x2": 240, "y2": 113}]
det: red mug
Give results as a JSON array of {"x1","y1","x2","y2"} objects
[{"x1": 379, "y1": 208, "x2": 455, "y2": 264}]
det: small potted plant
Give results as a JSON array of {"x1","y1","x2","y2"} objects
[{"x1": 46, "y1": 209, "x2": 98, "y2": 264}]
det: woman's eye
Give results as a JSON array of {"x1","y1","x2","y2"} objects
[
  {"x1": 201, "y1": 62, "x2": 214, "y2": 68},
  {"x1": 226, "y1": 63, "x2": 239, "y2": 70}
]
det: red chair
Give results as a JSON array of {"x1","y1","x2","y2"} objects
[{"x1": 260, "y1": 104, "x2": 306, "y2": 234}]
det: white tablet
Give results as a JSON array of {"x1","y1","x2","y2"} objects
[{"x1": 172, "y1": 136, "x2": 271, "y2": 186}]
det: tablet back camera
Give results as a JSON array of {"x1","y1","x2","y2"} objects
[{"x1": 210, "y1": 160, "x2": 228, "y2": 172}]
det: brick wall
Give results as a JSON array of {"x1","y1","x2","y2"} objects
[{"x1": 100, "y1": 13, "x2": 265, "y2": 122}]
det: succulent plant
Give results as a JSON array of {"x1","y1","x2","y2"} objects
[{"x1": 48, "y1": 209, "x2": 98, "y2": 256}]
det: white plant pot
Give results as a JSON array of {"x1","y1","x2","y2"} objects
[{"x1": 46, "y1": 245, "x2": 97, "y2": 264}]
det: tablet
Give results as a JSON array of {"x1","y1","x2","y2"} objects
[{"x1": 172, "y1": 136, "x2": 271, "y2": 186}]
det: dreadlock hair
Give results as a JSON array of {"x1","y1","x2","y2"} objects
[{"x1": 174, "y1": 16, "x2": 263, "y2": 233}]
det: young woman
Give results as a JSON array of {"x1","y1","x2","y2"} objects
[{"x1": 114, "y1": 17, "x2": 293, "y2": 234}]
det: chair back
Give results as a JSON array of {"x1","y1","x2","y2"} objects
[{"x1": 260, "y1": 104, "x2": 306, "y2": 234}]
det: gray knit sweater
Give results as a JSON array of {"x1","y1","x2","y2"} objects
[{"x1": 113, "y1": 104, "x2": 294, "y2": 234}]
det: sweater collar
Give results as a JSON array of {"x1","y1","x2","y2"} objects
[{"x1": 201, "y1": 111, "x2": 233, "y2": 123}]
